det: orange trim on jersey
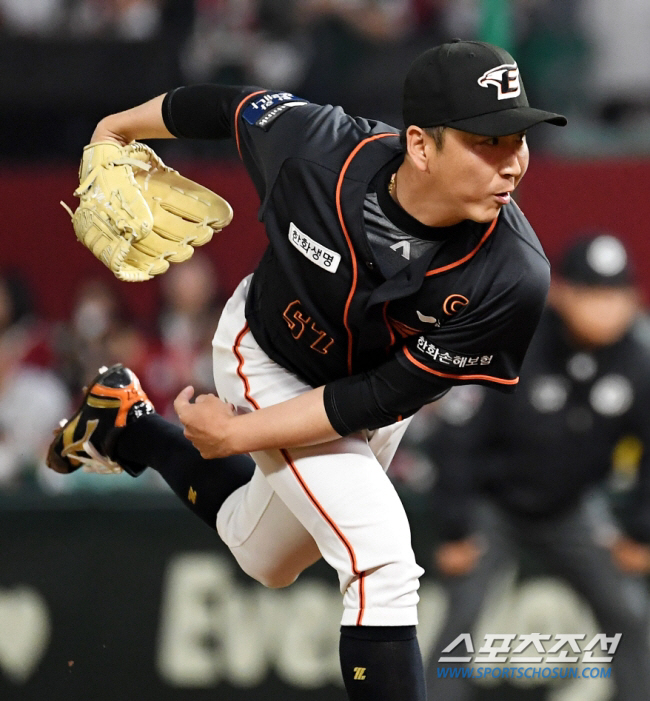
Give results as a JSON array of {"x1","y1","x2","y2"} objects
[
  {"x1": 232, "y1": 323, "x2": 262, "y2": 410},
  {"x1": 425, "y1": 217, "x2": 498, "y2": 277},
  {"x1": 382, "y1": 301, "x2": 396, "y2": 352},
  {"x1": 234, "y1": 90, "x2": 267, "y2": 160},
  {"x1": 232, "y1": 323, "x2": 367, "y2": 624},
  {"x1": 403, "y1": 346, "x2": 519, "y2": 386},
  {"x1": 335, "y1": 132, "x2": 398, "y2": 374}
]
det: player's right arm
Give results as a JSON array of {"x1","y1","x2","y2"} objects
[{"x1": 174, "y1": 384, "x2": 341, "y2": 458}]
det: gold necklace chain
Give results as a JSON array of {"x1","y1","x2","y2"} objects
[{"x1": 388, "y1": 171, "x2": 399, "y2": 206}]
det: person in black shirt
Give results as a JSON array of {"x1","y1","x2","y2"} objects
[
  {"x1": 426, "y1": 233, "x2": 650, "y2": 701},
  {"x1": 48, "y1": 40, "x2": 566, "y2": 700}
]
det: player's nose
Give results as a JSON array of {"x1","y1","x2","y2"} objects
[{"x1": 499, "y1": 147, "x2": 523, "y2": 179}]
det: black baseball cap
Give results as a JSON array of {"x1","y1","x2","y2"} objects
[
  {"x1": 403, "y1": 39, "x2": 567, "y2": 136},
  {"x1": 558, "y1": 233, "x2": 633, "y2": 287}
]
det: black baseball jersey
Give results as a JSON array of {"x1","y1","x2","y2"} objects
[
  {"x1": 430, "y1": 309, "x2": 650, "y2": 542},
  {"x1": 163, "y1": 85, "x2": 550, "y2": 435}
]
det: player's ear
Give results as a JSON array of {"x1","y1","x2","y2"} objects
[{"x1": 404, "y1": 126, "x2": 429, "y2": 172}]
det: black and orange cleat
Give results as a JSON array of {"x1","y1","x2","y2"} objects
[{"x1": 47, "y1": 364, "x2": 154, "y2": 476}]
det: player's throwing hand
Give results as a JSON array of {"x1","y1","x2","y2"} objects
[{"x1": 174, "y1": 386, "x2": 237, "y2": 459}]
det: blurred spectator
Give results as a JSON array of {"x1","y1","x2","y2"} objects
[
  {"x1": 0, "y1": 0, "x2": 64, "y2": 36},
  {"x1": 54, "y1": 278, "x2": 152, "y2": 396},
  {"x1": 0, "y1": 0, "x2": 171, "y2": 39},
  {"x1": 181, "y1": 0, "x2": 259, "y2": 84},
  {"x1": 439, "y1": 0, "x2": 480, "y2": 40},
  {"x1": 295, "y1": 0, "x2": 413, "y2": 111},
  {"x1": 579, "y1": 0, "x2": 650, "y2": 127},
  {"x1": 0, "y1": 0, "x2": 648, "y2": 158},
  {"x1": 298, "y1": 0, "x2": 412, "y2": 42},
  {"x1": 181, "y1": 0, "x2": 414, "y2": 110},
  {"x1": 69, "y1": 0, "x2": 163, "y2": 40},
  {"x1": 0, "y1": 272, "x2": 70, "y2": 490},
  {"x1": 143, "y1": 252, "x2": 225, "y2": 417},
  {"x1": 516, "y1": 0, "x2": 588, "y2": 122},
  {"x1": 48, "y1": 257, "x2": 224, "y2": 421},
  {"x1": 437, "y1": 0, "x2": 588, "y2": 126},
  {"x1": 423, "y1": 233, "x2": 650, "y2": 700},
  {"x1": 247, "y1": 0, "x2": 310, "y2": 91},
  {"x1": 43, "y1": 277, "x2": 168, "y2": 493}
]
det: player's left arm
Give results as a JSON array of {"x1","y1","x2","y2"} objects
[
  {"x1": 88, "y1": 83, "x2": 264, "y2": 146},
  {"x1": 90, "y1": 94, "x2": 174, "y2": 145}
]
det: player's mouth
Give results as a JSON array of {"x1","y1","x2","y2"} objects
[{"x1": 494, "y1": 191, "x2": 512, "y2": 205}]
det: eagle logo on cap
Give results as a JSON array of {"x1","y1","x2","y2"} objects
[{"x1": 477, "y1": 63, "x2": 521, "y2": 100}]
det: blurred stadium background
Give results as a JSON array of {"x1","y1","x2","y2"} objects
[{"x1": 1, "y1": 1, "x2": 649, "y2": 700}]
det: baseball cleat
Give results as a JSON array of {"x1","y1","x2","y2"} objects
[{"x1": 47, "y1": 364, "x2": 154, "y2": 476}]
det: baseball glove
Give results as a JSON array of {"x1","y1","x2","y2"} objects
[{"x1": 61, "y1": 141, "x2": 233, "y2": 282}]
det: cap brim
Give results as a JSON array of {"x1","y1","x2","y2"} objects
[{"x1": 445, "y1": 107, "x2": 567, "y2": 136}]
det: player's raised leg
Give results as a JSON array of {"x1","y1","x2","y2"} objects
[{"x1": 46, "y1": 364, "x2": 255, "y2": 529}]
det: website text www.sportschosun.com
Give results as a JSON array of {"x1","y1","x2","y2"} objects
[{"x1": 437, "y1": 666, "x2": 612, "y2": 680}]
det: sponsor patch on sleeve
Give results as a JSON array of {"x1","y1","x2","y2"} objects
[
  {"x1": 415, "y1": 336, "x2": 494, "y2": 369},
  {"x1": 242, "y1": 92, "x2": 308, "y2": 130}
]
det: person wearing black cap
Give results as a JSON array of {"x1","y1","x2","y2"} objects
[
  {"x1": 48, "y1": 40, "x2": 565, "y2": 700},
  {"x1": 426, "y1": 233, "x2": 650, "y2": 700}
]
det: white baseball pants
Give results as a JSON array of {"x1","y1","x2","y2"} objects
[{"x1": 213, "y1": 276, "x2": 424, "y2": 627}]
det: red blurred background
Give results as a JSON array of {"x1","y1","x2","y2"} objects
[{"x1": 2, "y1": 157, "x2": 648, "y2": 323}]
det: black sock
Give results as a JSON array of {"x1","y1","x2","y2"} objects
[
  {"x1": 114, "y1": 414, "x2": 255, "y2": 529},
  {"x1": 339, "y1": 625, "x2": 426, "y2": 700}
]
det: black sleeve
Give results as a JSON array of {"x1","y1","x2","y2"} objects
[
  {"x1": 162, "y1": 84, "x2": 259, "y2": 140},
  {"x1": 324, "y1": 355, "x2": 451, "y2": 436}
]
